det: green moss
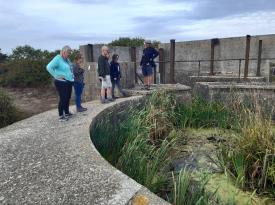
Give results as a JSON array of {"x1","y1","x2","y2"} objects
[{"x1": 206, "y1": 174, "x2": 274, "y2": 205}]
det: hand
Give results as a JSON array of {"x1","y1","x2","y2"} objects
[
  {"x1": 114, "y1": 78, "x2": 117, "y2": 80},
  {"x1": 57, "y1": 76, "x2": 65, "y2": 80},
  {"x1": 103, "y1": 77, "x2": 106, "y2": 81}
]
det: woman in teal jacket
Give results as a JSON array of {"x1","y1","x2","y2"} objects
[{"x1": 46, "y1": 46, "x2": 74, "y2": 121}]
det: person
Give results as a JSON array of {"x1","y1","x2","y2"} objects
[
  {"x1": 73, "y1": 53, "x2": 87, "y2": 112},
  {"x1": 110, "y1": 54, "x2": 126, "y2": 98},
  {"x1": 140, "y1": 40, "x2": 159, "y2": 90},
  {"x1": 97, "y1": 46, "x2": 114, "y2": 103},
  {"x1": 46, "y1": 45, "x2": 74, "y2": 121}
]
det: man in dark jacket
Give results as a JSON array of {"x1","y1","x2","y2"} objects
[
  {"x1": 140, "y1": 40, "x2": 159, "y2": 90},
  {"x1": 97, "y1": 46, "x2": 113, "y2": 103}
]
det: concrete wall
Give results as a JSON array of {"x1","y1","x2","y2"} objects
[
  {"x1": 80, "y1": 34, "x2": 275, "y2": 86},
  {"x1": 193, "y1": 82, "x2": 275, "y2": 119},
  {"x1": 82, "y1": 62, "x2": 135, "y2": 101},
  {"x1": 80, "y1": 44, "x2": 144, "y2": 63},
  {"x1": 159, "y1": 34, "x2": 275, "y2": 84}
]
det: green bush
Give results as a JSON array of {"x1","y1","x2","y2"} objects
[
  {"x1": 0, "y1": 89, "x2": 20, "y2": 128},
  {"x1": 0, "y1": 59, "x2": 51, "y2": 87},
  {"x1": 109, "y1": 37, "x2": 160, "y2": 47},
  {"x1": 0, "y1": 45, "x2": 79, "y2": 88}
]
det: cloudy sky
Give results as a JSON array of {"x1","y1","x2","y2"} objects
[{"x1": 1, "y1": 0, "x2": 275, "y2": 53}]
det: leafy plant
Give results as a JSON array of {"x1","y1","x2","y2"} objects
[{"x1": 0, "y1": 89, "x2": 21, "y2": 128}]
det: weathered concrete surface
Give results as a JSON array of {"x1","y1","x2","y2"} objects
[
  {"x1": 193, "y1": 82, "x2": 275, "y2": 118},
  {"x1": 186, "y1": 76, "x2": 266, "y2": 88},
  {"x1": 123, "y1": 84, "x2": 192, "y2": 103},
  {"x1": 159, "y1": 34, "x2": 275, "y2": 84},
  {"x1": 0, "y1": 97, "x2": 170, "y2": 205}
]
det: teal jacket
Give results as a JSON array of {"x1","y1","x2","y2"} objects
[{"x1": 46, "y1": 54, "x2": 74, "y2": 81}]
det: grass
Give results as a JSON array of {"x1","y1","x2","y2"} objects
[
  {"x1": 91, "y1": 90, "x2": 275, "y2": 204},
  {"x1": 217, "y1": 109, "x2": 275, "y2": 198},
  {"x1": 175, "y1": 97, "x2": 239, "y2": 130}
]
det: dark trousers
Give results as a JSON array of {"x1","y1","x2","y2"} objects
[
  {"x1": 74, "y1": 81, "x2": 84, "y2": 108},
  {"x1": 54, "y1": 80, "x2": 73, "y2": 116},
  {"x1": 111, "y1": 78, "x2": 125, "y2": 98}
]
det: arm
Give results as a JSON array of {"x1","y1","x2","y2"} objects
[
  {"x1": 46, "y1": 55, "x2": 59, "y2": 78},
  {"x1": 73, "y1": 64, "x2": 84, "y2": 76},
  {"x1": 97, "y1": 56, "x2": 105, "y2": 78},
  {"x1": 152, "y1": 48, "x2": 159, "y2": 59},
  {"x1": 110, "y1": 63, "x2": 115, "y2": 79},
  {"x1": 117, "y1": 64, "x2": 121, "y2": 79}
]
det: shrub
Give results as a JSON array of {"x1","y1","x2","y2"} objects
[
  {"x1": 0, "y1": 89, "x2": 20, "y2": 128},
  {"x1": 0, "y1": 59, "x2": 51, "y2": 87}
]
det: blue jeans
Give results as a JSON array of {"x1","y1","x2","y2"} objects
[
  {"x1": 111, "y1": 78, "x2": 125, "y2": 98},
  {"x1": 74, "y1": 81, "x2": 84, "y2": 108}
]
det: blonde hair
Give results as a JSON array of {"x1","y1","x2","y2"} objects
[
  {"x1": 60, "y1": 45, "x2": 72, "y2": 54},
  {"x1": 101, "y1": 45, "x2": 109, "y2": 53}
]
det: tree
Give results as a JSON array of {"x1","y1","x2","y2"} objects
[
  {"x1": 109, "y1": 37, "x2": 160, "y2": 47},
  {"x1": 0, "y1": 49, "x2": 8, "y2": 63},
  {"x1": 9, "y1": 45, "x2": 44, "y2": 61}
]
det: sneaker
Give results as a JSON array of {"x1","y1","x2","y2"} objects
[
  {"x1": 101, "y1": 98, "x2": 107, "y2": 104},
  {"x1": 80, "y1": 106, "x2": 88, "y2": 111},
  {"x1": 65, "y1": 112, "x2": 74, "y2": 118},
  {"x1": 77, "y1": 107, "x2": 87, "y2": 112},
  {"x1": 108, "y1": 98, "x2": 114, "y2": 102},
  {"x1": 59, "y1": 115, "x2": 68, "y2": 122}
]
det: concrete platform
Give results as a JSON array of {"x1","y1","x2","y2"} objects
[
  {"x1": 193, "y1": 82, "x2": 275, "y2": 119},
  {"x1": 0, "y1": 96, "x2": 170, "y2": 205},
  {"x1": 187, "y1": 75, "x2": 266, "y2": 87}
]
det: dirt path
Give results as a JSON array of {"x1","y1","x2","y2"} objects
[{"x1": 3, "y1": 87, "x2": 58, "y2": 118}]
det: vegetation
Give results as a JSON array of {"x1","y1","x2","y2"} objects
[
  {"x1": 109, "y1": 37, "x2": 160, "y2": 47},
  {"x1": 0, "y1": 89, "x2": 21, "y2": 128},
  {"x1": 92, "y1": 90, "x2": 275, "y2": 204},
  {"x1": 0, "y1": 45, "x2": 79, "y2": 87},
  {"x1": 0, "y1": 49, "x2": 8, "y2": 63},
  {"x1": 217, "y1": 109, "x2": 275, "y2": 198},
  {"x1": 175, "y1": 97, "x2": 239, "y2": 129}
]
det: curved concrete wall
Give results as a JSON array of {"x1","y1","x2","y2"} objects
[{"x1": 0, "y1": 96, "x2": 170, "y2": 205}]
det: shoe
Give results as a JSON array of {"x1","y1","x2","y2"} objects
[
  {"x1": 65, "y1": 112, "x2": 74, "y2": 118},
  {"x1": 107, "y1": 98, "x2": 115, "y2": 102},
  {"x1": 59, "y1": 115, "x2": 68, "y2": 122},
  {"x1": 77, "y1": 107, "x2": 87, "y2": 112},
  {"x1": 101, "y1": 98, "x2": 107, "y2": 104},
  {"x1": 80, "y1": 106, "x2": 87, "y2": 111}
]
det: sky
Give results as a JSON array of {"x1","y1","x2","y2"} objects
[{"x1": 1, "y1": 0, "x2": 275, "y2": 53}]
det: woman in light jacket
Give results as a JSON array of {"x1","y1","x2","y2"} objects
[{"x1": 46, "y1": 46, "x2": 74, "y2": 121}]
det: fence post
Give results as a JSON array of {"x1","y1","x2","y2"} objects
[
  {"x1": 130, "y1": 47, "x2": 137, "y2": 84},
  {"x1": 244, "y1": 35, "x2": 251, "y2": 79},
  {"x1": 159, "y1": 48, "x2": 165, "y2": 83},
  {"x1": 257, "y1": 40, "x2": 263, "y2": 77},
  {"x1": 170, "y1": 39, "x2": 175, "y2": 83}
]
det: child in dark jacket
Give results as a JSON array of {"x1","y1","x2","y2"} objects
[
  {"x1": 73, "y1": 54, "x2": 87, "y2": 112},
  {"x1": 110, "y1": 54, "x2": 126, "y2": 98}
]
